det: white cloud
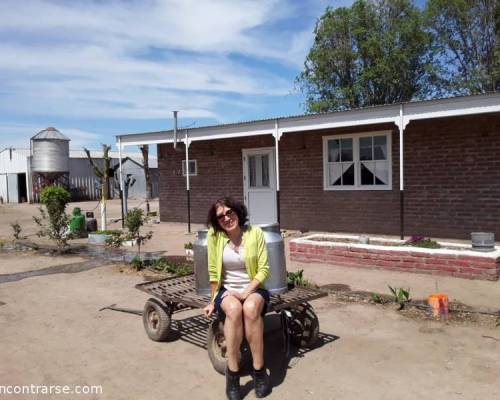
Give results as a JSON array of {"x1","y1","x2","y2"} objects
[
  {"x1": 0, "y1": 0, "x2": 319, "y2": 121},
  {"x1": 0, "y1": 123, "x2": 105, "y2": 149}
]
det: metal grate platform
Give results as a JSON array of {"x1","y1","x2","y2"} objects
[{"x1": 135, "y1": 274, "x2": 327, "y2": 312}]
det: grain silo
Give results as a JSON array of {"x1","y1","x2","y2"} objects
[{"x1": 30, "y1": 127, "x2": 70, "y2": 201}]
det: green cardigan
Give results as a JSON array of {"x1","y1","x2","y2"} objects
[{"x1": 207, "y1": 225, "x2": 270, "y2": 300}]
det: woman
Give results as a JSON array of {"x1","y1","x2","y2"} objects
[{"x1": 203, "y1": 197, "x2": 271, "y2": 400}]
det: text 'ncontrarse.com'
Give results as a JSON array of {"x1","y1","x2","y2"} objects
[{"x1": 0, "y1": 385, "x2": 103, "y2": 396}]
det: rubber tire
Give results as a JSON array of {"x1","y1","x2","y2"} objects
[
  {"x1": 143, "y1": 298, "x2": 171, "y2": 342},
  {"x1": 207, "y1": 319, "x2": 228, "y2": 375},
  {"x1": 289, "y1": 302, "x2": 320, "y2": 348}
]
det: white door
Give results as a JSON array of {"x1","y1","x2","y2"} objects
[{"x1": 242, "y1": 148, "x2": 277, "y2": 224}]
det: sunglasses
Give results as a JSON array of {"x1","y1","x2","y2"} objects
[{"x1": 217, "y1": 209, "x2": 236, "y2": 221}]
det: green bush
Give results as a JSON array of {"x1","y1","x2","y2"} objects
[
  {"x1": 388, "y1": 285, "x2": 411, "y2": 310},
  {"x1": 33, "y1": 186, "x2": 71, "y2": 252},
  {"x1": 151, "y1": 257, "x2": 193, "y2": 276}
]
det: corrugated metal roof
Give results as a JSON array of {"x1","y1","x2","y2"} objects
[
  {"x1": 31, "y1": 127, "x2": 71, "y2": 141},
  {"x1": 0, "y1": 148, "x2": 157, "y2": 167},
  {"x1": 118, "y1": 91, "x2": 500, "y2": 137}
]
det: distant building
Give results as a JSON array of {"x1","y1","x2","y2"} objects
[{"x1": 0, "y1": 147, "x2": 158, "y2": 203}]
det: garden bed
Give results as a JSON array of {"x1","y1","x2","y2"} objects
[{"x1": 290, "y1": 234, "x2": 500, "y2": 281}]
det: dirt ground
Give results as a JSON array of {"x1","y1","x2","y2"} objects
[{"x1": 1, "y1": 200, "x2": 500, "y2": 399}]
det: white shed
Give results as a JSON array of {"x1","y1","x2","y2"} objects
[{"x1": 0, "y1": 148, "x2": 31, "y2": 203}]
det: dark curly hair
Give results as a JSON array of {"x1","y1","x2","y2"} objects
[{"x1": 207, "y1": 197, "x2": 249, "y2": 232}]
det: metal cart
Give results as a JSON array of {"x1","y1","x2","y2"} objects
[{"x1": 136, "y1": 274, "x2": 327, "y2": 374}]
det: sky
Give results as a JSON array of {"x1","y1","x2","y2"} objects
[
  {"x1": 0, "y1": 0, "x2": 424, "y2": 152},
  {"x1": 0, "y1": 0, "x2": 356, "y2": 152}
]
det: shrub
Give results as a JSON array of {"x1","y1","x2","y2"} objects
[
  {"x1": 388, "y1": 285, "x2": 411, "y2": 310},
  {"x1": 151, "y1": 257, "x2": 193, "y2": 276},
  {"x1": 405, "y1": 235, "x2": 441, "y2": 249},
  {"x1": 10, "y1": 221, "x2": 25, "y2": 240},
  {"x1": 33, "y1": 186, "x2": 71, "y2": 252},
  {"x1": 287, "y1": 269, "x2": 316, "y2": 288},
  {"x1": 184, "y1": 242, "x2": 193, "y2": 250}
]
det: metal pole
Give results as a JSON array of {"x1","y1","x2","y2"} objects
[
  {"x1": 399, "y1": 104, "x2": 405, "y2": 240},
  {"x1": 185, "y1": 129, "x2": 191, "y2": 233},
  {"x1": 274, "y1": 119, "x2": 281, "y2": 224},
  {"x1": 118, "y1": 136, "x2": 125, "y2": 228}
]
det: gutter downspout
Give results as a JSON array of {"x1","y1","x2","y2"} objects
[{"x1": 399, "y1": 104, "x2": 405, "y2": 240}]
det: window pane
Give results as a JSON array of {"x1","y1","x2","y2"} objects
[
  {"x1": 261, "y1": 154, "x2": 269, "y2": 187},
  {"x1": 328, "y1": 140, "x2": 340, "y2": 162},
  {"x1": 189, "y1": 161, "x2": 196, "y2": 175},
  {"x1": 342, "y1": 163, "x2": 354, "y2": 185},
  {"x1": 340, "y1": 138, "x2": 353, "y2": 161},
  {"x1": 361, "y1": 162, "x2": 375, "y2": 185},
  {"x1": 375, "y1": 161, "x2": 389, "y2": 185},
  {"x1": 329, "y1": 164, "x2": 342, "y2": 186},
  {"x1": 374, "y1": 136, "x2": 387, "y2": 160},
  {"x1": 359, "y1": 136, "x2": 372, "y2": 161},
  {"x1": 249, "y1": 156, "x2": 256, "y2": 187}
]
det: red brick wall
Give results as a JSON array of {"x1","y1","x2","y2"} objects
[
  {"x1": 289, "y1": 240, "x2": 500, "y2": 281},
  {"x1": 404, "y1": 114, "x2": 500, "y2": 238},
  {"x1": 158, "y1": 113, "x2": 500, "y2": 239},
  {"x1": 158, "y1": 135, "x2": 274, "y2": 223}
]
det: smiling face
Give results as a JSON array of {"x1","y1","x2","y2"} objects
[{"x1": 216, "y1": 205, "x2": 239, "y2": 234}]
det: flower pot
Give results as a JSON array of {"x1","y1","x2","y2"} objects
[{"x1": 88, "y1": 233, "x2": 111, "y2": 245}]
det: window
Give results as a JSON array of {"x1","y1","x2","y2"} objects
[
  {"x1": 182, "y1": 160, "x2": 197, "y2": 176},
  {"x1": 323, "y1": 131, "x2": 391, "y2": 190},
  {"x1": 248, "y1": 154, "x2": 270, "y2": 188}
]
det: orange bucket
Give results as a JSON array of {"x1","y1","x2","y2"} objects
[{"x1": 428, "y1": 294, "x2": 449, "y2": 317}]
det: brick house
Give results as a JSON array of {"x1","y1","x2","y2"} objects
[{"x1": 117, "y1": 93, "x2": 500, "y2": 240}]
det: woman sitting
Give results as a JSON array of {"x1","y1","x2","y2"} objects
[{"x1": 203, "y1": 197, "x2": 271, "y2": 400}]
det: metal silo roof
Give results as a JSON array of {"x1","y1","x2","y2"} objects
[{"x1": 31, "y1": 127, "x2": 70, "y2": 141}]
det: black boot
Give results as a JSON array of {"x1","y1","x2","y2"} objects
[
  {"x1": 253, "y1": 367, "x2": 270, "y2": 398},
  {"x1": 225, "y1": 367, "x2": 241, "y2": 400}
]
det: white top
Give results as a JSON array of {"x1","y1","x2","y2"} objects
[{"x1": 222, "y1": 243, "x2": 250, "y2": 293}]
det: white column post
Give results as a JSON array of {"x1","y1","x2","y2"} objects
[
  {"x1": 184, "y1": 129, "x2": 191, "y2": 233},
  {"x1": 274, "y1": 119, "x2": 281, "y2": 224}
]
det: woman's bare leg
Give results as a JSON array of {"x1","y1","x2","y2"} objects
[
  {"x1": 242, "y1": 293, "x2": 265, "y2": 370},
  {"x1": 221, "y1": 296, "x2": 244, "y2": 372}
]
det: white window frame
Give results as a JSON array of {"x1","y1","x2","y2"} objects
[
  {"x1": 323, "y1": 130, "x2": 392, "y2": 191},
  {"x1": 182, "y1": 159, "x2": 197, "y2": 177}
]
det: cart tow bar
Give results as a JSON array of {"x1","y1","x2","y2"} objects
[{"x1": 99, "y1": 304, "x2": 143, "y2": 316}]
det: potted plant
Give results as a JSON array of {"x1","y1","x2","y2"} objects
[{"x1": 88, "y1": 229, "x2": 122, "y2": 245}]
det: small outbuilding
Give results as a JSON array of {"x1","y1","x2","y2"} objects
[{"x1": 0, "y1": 128, "x2": 158, "y2": 203}]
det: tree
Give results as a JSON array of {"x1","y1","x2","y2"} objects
[
  {"x1": 139, "y1": 145, "x2": 153, "y2": 214},
  {"x1": 425, "y1": 0, "x2": 500, "y2": 94},
  {"x1": 297, "y1": 0, "x2": 436, "y2": 112},
  {"x1": 84, "y1": 144, "x2": 111, "y2": 230}
]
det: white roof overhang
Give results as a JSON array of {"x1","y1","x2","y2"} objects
[{"x1": 116, "y1": 92, "x2": 500, "y2": 148}]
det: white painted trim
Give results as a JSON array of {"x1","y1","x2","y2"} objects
[
  {"x1": 322, "y1": 130, "x2": 392, "y2": 191},
  {"x1": 117, "y1": 93, "x2": 500, "y2": 148},
  {"x1": 242, "y1": 147, "x2": 276, "y2": 217},
  {"x1": 182, "y1": 159, "x2": 197, "y2": 177},
  {"x1": 293, "y1": 234, "x2": 500, "y2": 258}
]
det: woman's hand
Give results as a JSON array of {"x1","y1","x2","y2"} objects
[
  {"x1": 221, "y1": 290, "x2": 243, "y2": 301},
  {"x1": 203, "y1": 302, "x2": 215, "y2": 318}
]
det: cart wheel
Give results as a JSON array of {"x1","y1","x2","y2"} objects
[
  {"x1": 207, "y1": 319, "x2": 227, "y2": 375},
  {"x1": 289, "y1": 302, "x2": 319, "y2": 348},
  {"x1": 143, "y1": 298, "x2": 171, "y2": 342}
]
